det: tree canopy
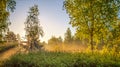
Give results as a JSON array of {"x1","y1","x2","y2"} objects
[
  {"x1": 64, "y1": 0, "x2": 120, "y2": 51},
  {"x1": 0, "y1": 0, "x2": 16, "y2": 41}
]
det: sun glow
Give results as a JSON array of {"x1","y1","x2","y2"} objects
[{"x1": 44, "y1": 44, "x2": 87, "y2": 53}]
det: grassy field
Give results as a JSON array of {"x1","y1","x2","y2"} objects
[{"x1": 2, "y1": 49, "x2": 120, "y2": 67}]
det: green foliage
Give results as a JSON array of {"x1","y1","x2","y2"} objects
[
  {"x1": 64, "y1": 0, "x2": 120, "y2": 51},
  {"x1": 0, "y1": 0, "x2": 16, "y2": 41},
  {"x1": 2, "y1": 50, "x2": 120, "y2": 67},
  {"x1": 24, "y1": 5, "x2": 44, "y2": 39}
]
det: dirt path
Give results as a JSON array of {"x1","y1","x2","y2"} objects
[{"x1": 0, "y1": 47, "x2": 20, "y2": 61}]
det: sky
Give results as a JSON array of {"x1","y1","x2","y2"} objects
[{"x1": 9, "y1": 0, "x2": 75, "y2": 42}]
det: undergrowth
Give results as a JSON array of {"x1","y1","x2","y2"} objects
[{"x1": 2, "y1": 47, "x2": 120, "y2": 67}]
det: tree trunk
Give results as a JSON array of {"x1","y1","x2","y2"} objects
[
  {"x1": 90, "y1": 1, "x2": 94, "y2": 53},
  {"x1": 90, "y1": 30, "x2": 94, "y2": 53}
]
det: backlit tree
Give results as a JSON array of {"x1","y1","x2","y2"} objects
[
  {"x1": 24, "y1": 5, "x2": 44, "y2": 51},
  {"x1": 64, "y1": 0, "x2": 120, "y2": 52}
]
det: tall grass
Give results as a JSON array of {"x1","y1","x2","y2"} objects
[
  {"x1": 1, "y1": 43, "x2": 120, "y2": 67},
  {"x1": 2, "y1": 47, "x2": 120, "y2": 67}
]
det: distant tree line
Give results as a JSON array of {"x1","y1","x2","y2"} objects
[{"x1": 48, "y1": 27, "x2": 82, "y2": 45}]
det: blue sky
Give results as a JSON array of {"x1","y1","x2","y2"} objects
[{"x1": 9, "y1": 0, "x2": 75, "y2": 42}]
